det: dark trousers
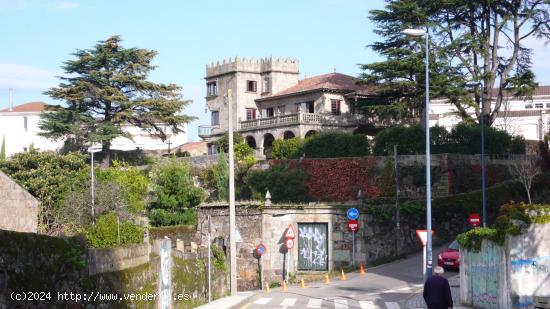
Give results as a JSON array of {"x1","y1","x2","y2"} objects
[{"x1": 428, "y1": 305, "x2": 449, "y2": 309}]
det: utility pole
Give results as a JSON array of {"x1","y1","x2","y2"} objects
[
  {"x1": 394, "y1": 145, "x2": 400, "y2": 256},
  {"x1": 227, "y1": 89, "x2": 237, "y2": 296}
]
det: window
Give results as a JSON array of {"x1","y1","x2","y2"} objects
[
  {"x1": 266, "y1": 108, "x2": 274, "y2": 118},
  {"x1": 306, "y1": 101, "x2": 314, "y2": 113},
  {"x1": 535, "y1": 103, "x2": 543, "y2": 108},
  {"x1": 211, "y1": 111, "x2": 219, "y2": 126},
  {"x1": 546, "y1": 103, "x2": 550, "y2": 108},
  {"x1": 23, "y1": 116, "x2": 28, "y2": 132},
  {"x1": 277, "y1": 105, "x2": 285, "y2": 115},
  {"x1": 331, "y1": 100, "x2": 341, "y2": 115},
  {"x1": 295, "y1": 103, "x2": 301, "y2": 113},
  {"x1": 525, "y1": 102, "x2": 533, "y2": 109},
  {"x1": 246, "y1": 108, "x2": 256, "y2": 120},
  {"x1": 262, "y1": 77, "x2": 271, "y2": 93},
  {"x1": 207, "y1": 82, "x2": 217, "y2": 97},
  {"x1": 246, "y1": 80, "x2": 257, "y2": 92},
  {"x1": 23, "y1": 147, "x2": 28, "y2": 152}
]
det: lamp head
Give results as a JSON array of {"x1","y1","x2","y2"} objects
[{"x1": 402, "y1": 28, "x2": 426, "y2": 37}]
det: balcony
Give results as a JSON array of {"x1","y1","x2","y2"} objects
[
  {"x1": 238, "y1": 112, "x2": 400, "y2": 131},
  {"x1": 198, "y1": 125, "x2": 220, "y2": 138}
]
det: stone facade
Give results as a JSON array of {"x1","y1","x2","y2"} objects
[
  {"x1": 196, "y1": 200, "x2": 471, "y2": 290},
  {"x1": 0, "y1": 171, "x2": 38, "y2": 233}
]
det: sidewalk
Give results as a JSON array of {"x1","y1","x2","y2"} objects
[
  {"x1": 194, "y1": 291, "x2": 258, "y2": 309},
  {"x1": 405, "y1": 275, "x2": 473, "y2": 309}
]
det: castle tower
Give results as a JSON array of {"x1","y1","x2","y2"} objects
[{"x1": 204, "y1": 57, "x2": 299, "y2": 136}]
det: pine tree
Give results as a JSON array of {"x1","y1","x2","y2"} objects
[
  {"x1": 359, "y1": 0, "x2": 550, "y2": 126},
  {"x1": 40, "y1": 36, "x2": 196, "y2": 166}
]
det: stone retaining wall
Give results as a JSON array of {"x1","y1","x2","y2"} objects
[{"x1": 87, "y1": 242, "x2": 150, "y2": 275}]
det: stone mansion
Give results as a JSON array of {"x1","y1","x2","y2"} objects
[{"x1": 199, "y1": 56, "x2": 550, "y2": 158}]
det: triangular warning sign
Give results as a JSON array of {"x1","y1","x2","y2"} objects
[{"x1": 285, "y1": 224, "x2": 295, "y2": 239}]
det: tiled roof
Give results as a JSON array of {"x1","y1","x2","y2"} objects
[
  {"x1": 490, "y1": 85, "x2": 550, "y2": 97},
  {"x1": 257, "y1": 73, "x2": 371, "y2": 101},
  {"x1": 0, "y1": 102, "x2": 47, "y2": 113}
]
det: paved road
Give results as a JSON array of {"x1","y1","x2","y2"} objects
[{"x1": 240, "y1": 246, "x2": 461, "y2": 309}]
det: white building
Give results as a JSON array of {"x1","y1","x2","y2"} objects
[
  {"x1": 0, "y1": 101, "x2": 187, "y2": 158},
  {"x1": 430, "y1": 86, "x2": 550, "y2": 141}
]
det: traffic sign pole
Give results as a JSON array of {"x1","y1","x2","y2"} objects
[{"x1": 352, "y1": 231, "x2": 355, "y2": 266}]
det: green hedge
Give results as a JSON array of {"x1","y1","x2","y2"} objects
[
  {"x1": 148, "y1": 209, "x2": 197, "y2": 227},
  {"x1": 303, "y1": 132, "x2": 370, "y2": 158},
  {"x1": 84, "y1": 213, "x2": 144, "y2": 248},
  {"x1": 272, "y1": 138, "x2": 303, "y2": 159},
  {"x1": 373, "y1": 123, "x2": 525, "y2": 155},
  {"x1": 246, "y1": 165, "x2": 309, "y2": 203}
]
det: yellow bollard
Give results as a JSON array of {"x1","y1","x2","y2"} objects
[
  {"x1": 265, "y1": 282, "x2": 270, "y2": 293},
  {"x1": 300, "y1": 278, "x2": 306, "y2": 288},
  {"x1": 340, "y1": 269, "x2": 347, "y2": 281},
  {"x1": 360, "y1": 263, "x2": 366, "y2": 275},
  {"x1": 324, "y1": 273, "x2": 331, "y2": 284},
  {"x1": 282, "y1": 281, "x2": 287, "y2": 291}
]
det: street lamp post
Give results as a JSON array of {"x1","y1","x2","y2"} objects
[
  {"x1": 403, "y1": 27, "x2": 433, "y2": 278},
  {"x1": 226, "y1": 89, "x2": 237, "y2": 296},
  {"x1": 466, "y1": 81, "x2": 487, "y2": 227}
]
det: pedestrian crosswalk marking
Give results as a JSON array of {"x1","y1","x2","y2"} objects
[
  {"x1": 359, "y1": 301, "x2": 375, "y2": 309},
  {"x1": 307, "y1": 298, "x2": 322, "y2": 308},
  {"x1": 334, "y1": 298, "x2": 348, "y2": 309},
  {"x1": 280, "y1": 298, "x2": 296, "y2": 307},
  {"x1": 254, "y1": 297, "x2": 272, "y2": 305},
  {"x1": 385, "y1": 302, "x2": 400, "y2": 309}
]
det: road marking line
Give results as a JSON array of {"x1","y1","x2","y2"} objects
[
  {"x1": 385, "y1": 302, "x2": 400, "y2": 309},
  {"x1": 307, "y1": 298, "x2": 322, "y2": 308},
  {"x1": 254, "y1": 297, "x2": 272, "y2": 305},
  {"x1": 334, "y1": 298, "x2": 348, "y2": 309},
  {"x1": 280, "y1": 298, "x2": 296, "y2": 307},
  {"x1": 359, "y1": 301, "x2": 375, "y2": 309}
]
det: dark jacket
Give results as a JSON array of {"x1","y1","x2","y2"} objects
[{"x1": 423, "y1": 275, "x2": 453, "y2": 309}]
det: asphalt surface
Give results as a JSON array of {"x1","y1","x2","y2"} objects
[{"x1": 240, "y1": 245, "x2": 460, "y2": 309}]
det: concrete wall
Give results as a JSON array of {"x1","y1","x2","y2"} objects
[
  {"x1": 508, "y1": 224, "x2": 550, "y2": 308},
  {"x1": 0, "y1": 171, "x2": 38, "y2": 233},
  {"x1": 460, "y1": 223, "x2": 550, "y2": 309}
]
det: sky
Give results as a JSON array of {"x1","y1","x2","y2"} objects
[{"x1": 1, "y1": 0, "x2": 549, "y2": 141}]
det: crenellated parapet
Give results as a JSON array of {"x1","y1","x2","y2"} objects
[{"x1": 206, "y1": 56, "x2": 299, "y2": 77}]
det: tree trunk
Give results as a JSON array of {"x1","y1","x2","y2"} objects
[{"x1": 101, "y1": 141, "x2": 111, "y2": 168}]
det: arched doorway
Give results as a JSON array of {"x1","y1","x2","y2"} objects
[
  {"x1": 283, "y1": 131, "x2": 295, "y2": 139},
  {"x1": 263, "y1": 133, "x2": 275, "y2": 159},
  {"x1": 305, "y1": 130, "x2": 318, "y2": 138},
  {"x1": 245, "y1": 136, "x2": 257, "y2": 149}
]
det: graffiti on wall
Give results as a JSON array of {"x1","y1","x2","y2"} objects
[
  {"x1": 509, "y1": 255, "x2": 550, "y2": 308},
  {"x1": 298, "y1": 223, "x2": 328, "y2": 271},
  {"x1": 466, "y1": 241, "x2": 504, "y2": 309}
]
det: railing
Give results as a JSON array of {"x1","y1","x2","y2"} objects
[
  {"x1": 198, "y1": 125, "x2": 219, "y2": 138},
  {"x1": 236, "y1": 112, "x2": 413, "y2": 130}
]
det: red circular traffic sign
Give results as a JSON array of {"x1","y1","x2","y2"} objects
[
  {"x1": 285, "y1": 238, "x2": 294, "y2": 249},
  {"x1": 468, "y1": 213, "x2": 481, "y2": 227},
  {"x1": 347, "y1": 219, "x2": 359, "y2": 232}
]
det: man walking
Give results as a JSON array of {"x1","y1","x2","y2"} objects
[{"x1": 423, "y1": 266, "x2": 453, "y2": 309}]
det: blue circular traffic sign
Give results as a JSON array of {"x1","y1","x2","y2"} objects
[{"x1": 347, "y1": 208, "x2": 359, "y2": 220}]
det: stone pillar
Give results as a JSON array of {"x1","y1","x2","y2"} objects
[
  {"x1": 176, "y1": 239, "x2": 184, "y2": 252},
  {"x1": 158, "y1": 238, "x2": 171, "y2": 309}
]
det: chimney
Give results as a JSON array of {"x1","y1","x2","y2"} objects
[{"x1": 9, "y1": 88, "x2": 13, "y2": 111}]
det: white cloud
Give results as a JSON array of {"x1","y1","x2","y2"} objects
[{"x1": 0, "y1": 63, "x2": 59, "y2": 92}]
